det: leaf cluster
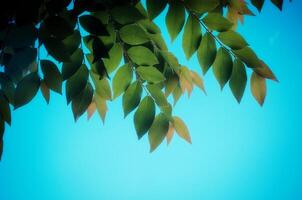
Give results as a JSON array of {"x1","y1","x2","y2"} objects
[{"x1": 0, "y1": 0, "x2": 287, "y2": 159}]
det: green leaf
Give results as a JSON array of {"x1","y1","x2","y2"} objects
[
  {"x1": 233, "y1": 47, "x2": 260, "y2": 68},
  {"x1": 202, "y1": 13, "x2": 233, "y2": 32},
  {"x1": 90, "y1": 71, "x2": 112, "y2": 100},
  {"x1": 72, "y1": 82, "x2": 93, "y2": 121},
  {"x1": 62, "y1": 48, "x2": 83, "y2": 80},
  {"x1": 119, "y1": 24, "x2": 149, "y2": 45},
  {"x1": 165, "y1": 74, "x2": 178, "y2": 97},
  {"x1": 197, "y1": 33, "x2": 216, "y2": 74},
  {"x1": 122, "y1": 81, "x2": 142, "y2": 117},
  {"x1": 212, "y1": 48, "x2": 233, "y2": 89},
  {"x1": 137, "y1": 66, "x2": 165, "y2": 84},
  {"x1": 63, "y1": 30, "x2": 81, "y2": 54},
  {"x1": 218, "y1": 31, "x2": 248, "y2": 50},
  {"x1": 186, "y1": 0, "x2": 219, "y2": 13},
  {"x1": 172, "y1": 116, "x2": 191, "y2": 144},
  {"x1": 229, "y1": 59, "x2": 247, "y2": 103},
  {"x1": 165, "y1": 2, "x2": 185, "y2": 41},
  {"x1": 146, "y1": 0, "x2": 167, "y2": 19},
  {"x1": 0, "y1": 73, "x2": 15, "y2": 104},
  {"x1": 127, "y1": 46, "x2": 159, "y2": 66},
  {"x1": 43, "y1": 38, "x2": 71, "y2": 62},
  {"x1": 182, "y1": 14, "x2": 202, "y2": 60},
  {"x1": 41, "y1": 16, "x2": 73, "y2": 39},
  {"x1": 41, "y1": 60, "x2": 62, "y2": 94},
  {"x1": 79, "y1": 15, "x2": 109, "y2": 36},
  {"x1": 112, "y1": 64, "x2": 133, "y2": 99},
  {"x1": 134, "y1": 96, "x2": 155, "y2": 139},
  {"x1": 251, "y1": 72, "x2": 266, "y2": 106},
  {"x1": 0, "y1": 94, "x2": 11, "y2": 125},
  {"x1": 14, "y1": 72, "x2": 40, "y2": 109},
  {"x1": 148, "y1": 113, "x2": 169, "y2": 152},
  {"x1": 66, "y1": 64, "x2": 89, "y2": 104},
  {"x1": 254, "y1": 60, "x2": 278, "y2": 82},
  {"x1": 147, "y1": 84, "x2": 168, "y2": 107},
  {"x1": 111, "y1": 5, "x2": 145, "y2": 24},
  {"x1": 103, "y1": 43, "x2": 123, "y2": 74}
]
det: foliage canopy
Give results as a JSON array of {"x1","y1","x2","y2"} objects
[{"x1": 0, "y1": 0, "x2": 286, "y2": 159}]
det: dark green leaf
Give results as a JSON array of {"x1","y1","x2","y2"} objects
[
  {"x1": 79, "y1": 15, "x2": 109, "y2": 36},
  {"x1": 233, "y1": 47, "x2": 260, "y2": 68},
  {"x1": 146, "y1": 0, "x2": 167, "y2": 19},
  {"x1": 134, "y1": 96, "x2": 155, "y2": 139},
  {"x1": 165, "y1": 1, "x2": 185, "y2": 41},
  {"x1": 182, "y1": 14, "x2": 202, "y2": 60},
  {"x1": 251, "y1": 0, "x2": 265, "y2": 12},
  {"x1": 212, "y1": 48, "x2": 233, "y2": 89},
  {"x1": 218, "y1": 31, "x2": 248, "y2": 50},
  {"x1": 72, "y1": 82, "x2": 93, "y2": 121},
  {"x1": 66, "y1": 64, "x2": 89, "y2": 104},
  {"x1": 229, "y1": 59, "x2": 247, "y2": 103},
  {"x1": 62, "y1": 48, "x2": 83, "y2": 80},
  {"x1": 148, "y1": 113, "x2": 169, "y2": 152},
  {"x1": 197, "y1": 33, "x2": 217, "y2": 74},
  {"x1": 186, "y1": 0, "x2": 219, "y2": 13},
  {"x1": 14, "y1": 72, "x2": 40, "y2": 109},
  {"x1": 44, "y1": 38, "x2": 71, "y2": 62},
  {"x1": 0, "y1": 94, "x2": 11, "y2": 125},
  {"x1": 122, "y1": 81, "x2": 142, "y2": 117},
  {"x1": 202, "y1": 13, "x2": 233, "y2": 32},
  {"x1": 41, "y1": 60, "x2": 62, "y2": 94},
  {"x1": 111, "y1": 5, "x2": 145, "y2": 24}
]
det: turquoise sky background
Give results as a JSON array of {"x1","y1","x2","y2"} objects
[{"x1": 1, "y1": 1, "x2": 302, "y2": 200}]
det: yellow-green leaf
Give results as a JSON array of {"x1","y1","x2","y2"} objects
[
  {"x1": 172, "y1": 116, "x2": 191, "y2": 144},
  {"x1": 218, "y1": 31, "x2": 248, "y2": 50},
  {"x1": 251, "y1": 72, "x2": 267, "y2": 106},
  {"x1": 122, "y1": 81, "x2": 142, "y2": 117},
  {"x1": 137, "y1": 66, "x2": 165, "y2": 84},
  {"x1": 202, "y1": 13, "x2": 233, "y2": 32},
  {"x1": 112, "y1": 64, "x2": 133, "y2": 99}
]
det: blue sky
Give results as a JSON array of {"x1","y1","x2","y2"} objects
[{"x1": 1, "y1": 1, "x2": 302, "y2": 200}]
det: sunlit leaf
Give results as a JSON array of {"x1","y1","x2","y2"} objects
[
  {"x1": 112, "y1": 64, "x2": 133, "y2": 99},
  {"x1": 202, "y1": 13, "x2": 233, "y2": 32},
  {"x1": 197, "y1": 33, "x2": 217, "y2": 74},
  {"x1": 137, "y1": 66, "x2": 165, "y2": 84},
  {"x1": 172, "y1": 116, "x2": 191, "y2": 144},
  {"x1": 120, "y1": 24, "x2": 149, "y2": 45},
  {"x1": 127, "y1": 46, "x2": 159, "y2": 66},
  {"x1": 251, "y1": 72, "x2": 267, "y2": 106}
]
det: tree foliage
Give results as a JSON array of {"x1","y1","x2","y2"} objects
[{"x1": 0, "y1": 0, "x2": 287, "y2": 159}]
